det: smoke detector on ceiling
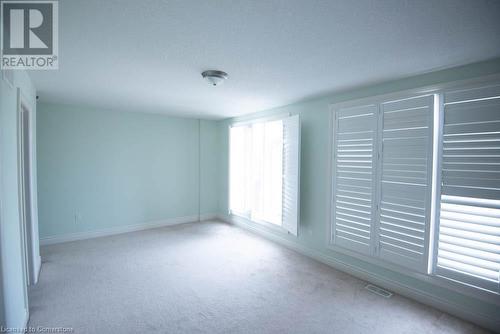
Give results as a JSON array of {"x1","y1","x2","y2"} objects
[{"x1": 201, "y1": 70, "x2": 228, "y2": 86}]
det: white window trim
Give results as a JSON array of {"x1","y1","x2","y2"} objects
[
  {"x1": 326, "y1": 73, "x2": 500, "y2": 305},
  {"x1": 429, "y1": 93, "x2": 444, "y2": 274},
  {"x1": 227, "y1": 112, "x2": 292, "y2": 233}
]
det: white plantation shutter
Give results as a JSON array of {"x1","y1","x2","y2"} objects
[
  {"x1": 330, "y1": 80, "x2": 500, "y2": 293},
  {"x1": 435, "y1": 84, "x2": 500, "y2": 293},
  {"x1": 378, "y1": 95, "x2": 434, "y2": 272},
  {"x1": 282, "y1": 115, "x2": 301, "y2": 236},
  {"x1": 332, "y1": 104, "x2": 378, "y2": 254}
]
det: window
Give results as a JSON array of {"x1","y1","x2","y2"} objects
[
  {"x1": 330, "y1": 81, "x2": 500, "y2": 295},
  {"x1": 331, "y1": 94, "x2": 434, "y2": 273},
  {"x1": 434, "y1": 84, "x2": 500, "y2": 293},
  {"x1": 229, "y1": 125, "x2": 251, "y2": 215},
  {"x1": 229, "y1": 115, "x2": 300, "y2": 235}
]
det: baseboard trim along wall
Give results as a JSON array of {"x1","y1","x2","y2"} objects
[
  {"x1": 22, "y1": 308, "x2": 29, "y2": 331},
  {"x1": 218, "y1": 214, "x2": 500, "y2": 332},
  {"x1": 199, "y1": 213, "x2": 219, "y2": 221},
  {"x1": 34, "y1": 255, "x2": 42, "y2": 284},
  {"x1": 40, "y1": 214, "x2": 216, "y2": 246}
]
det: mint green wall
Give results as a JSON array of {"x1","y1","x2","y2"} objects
[
  {"x1": 217, "y1": 59, "x2": 500, "y2": 327},
  {"x1": 200, "y1": 120, "x2": 219, "y2": 215},
  {"x1": 0, "y1": 71, "x2": 37, "y2": 328},
  {"x1": 37, "y1": 104, "x2": 218, "y2": 239}
]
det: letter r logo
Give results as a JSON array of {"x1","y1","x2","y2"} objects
[{"x1": 2, "y1": 2, "x2": 53, "y2": 55}]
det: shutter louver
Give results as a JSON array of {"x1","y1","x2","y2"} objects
[
  {"x1": 377, "y1": 95, "x2": 434, "y2": 272},
  {"x1": 332, "y1": 104, "x2": 377, "y2": 254},
  {"x1": 282, "y1": 115, "x2": 301, "y2": 236},
  {"x1": 436, "y1": 84, "x2": 500, "y2": 293}
]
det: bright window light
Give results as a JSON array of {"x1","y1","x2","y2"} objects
[
  {"x1": 229, "y1": 119, "x2": 283, "y2": 226},
  {"x1": 437, "y1": 195, "x2": 500, "y2": 284}
]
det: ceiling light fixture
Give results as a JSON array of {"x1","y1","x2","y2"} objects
[{"x1": 201, "y1": 70, "x2": 228, "y2": 87}]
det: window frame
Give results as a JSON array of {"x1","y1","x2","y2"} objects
[{"x1": 327, "y1": 74, "x2": 500, "y2": 305}]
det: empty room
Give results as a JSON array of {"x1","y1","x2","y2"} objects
[{"x1": 1, "y1": 0, "x2": 500, "y2": 333}]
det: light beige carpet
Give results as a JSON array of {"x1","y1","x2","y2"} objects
[{"x1": 29, "y1": 221, "x2": 489, "y2": 333}]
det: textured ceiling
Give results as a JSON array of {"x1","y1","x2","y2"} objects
[{"x1": 31, "y1": 0, "x2": 500, "y2": 119}]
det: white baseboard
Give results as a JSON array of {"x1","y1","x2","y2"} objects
[
  {"x1": 40, "y1": 215, "x2": 200, "y2": 246},
  {"x1": 22, "y1": 308, "x2": 29, "y2": 330},
  {"x1": 34, "y1": 255, "x2": 41, "y2": 284},
  {"x1": 216, "y1": 214, "x2": 231, "y2": 223},
  {"x1": 199, "y1": 213, "x2": 219, "y2": 221},
  {"x1": 219, "y1": 214, "x2": 500, "y2": 333}
]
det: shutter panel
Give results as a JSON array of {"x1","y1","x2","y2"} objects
[
  {"x1": 332, "y1": 104, "x2": 377, "y2": 254},
  {"x1": 436, "y1": 84, "x2": 500, "y2": 293},
  {"x1": 282, "y1": 115, "x2": 300, "y2": 236},
  {"x1": 378, "y1": 95, "x2": 434, "y2": 272}
]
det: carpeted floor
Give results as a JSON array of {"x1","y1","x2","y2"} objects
[{"x1": 29, "y1": 221, "x2": 489, "y2": 334}]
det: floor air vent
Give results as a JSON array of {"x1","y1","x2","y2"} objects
[{"x1": 365, "y1": 284, "x2": 393, "y2": 298}]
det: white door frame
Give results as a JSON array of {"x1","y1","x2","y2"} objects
[{"x1": 17, "y1": 88, "x2": 37, "y2": 289}]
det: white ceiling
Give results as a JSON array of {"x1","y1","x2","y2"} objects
[{"x1": 31, "y1": 0, "x2": 500, "y2": 119}]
